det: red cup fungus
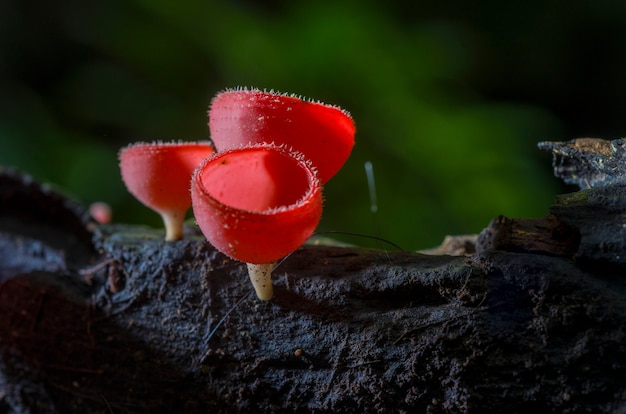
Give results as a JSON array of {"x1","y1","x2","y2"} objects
[
  {"x1": 89, "y1": 201, "x2": 113, "y2": 224},
  {"x1": 119, "y1": 141, "x2": 215, "y2": 241},
  {"x1": 190, "y1": 144, "x2": 323, "y2": 300},
  {"x1": 208, "y1": 88, "x2": 356, "y2": 184}
]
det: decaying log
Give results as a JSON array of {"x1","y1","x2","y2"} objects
[
  {"x1": 1, "y1": 137, "x2": 626, "y2": 413},
  {"x1": 537, "y1": 137, "x2": 626, "y2": 189}
]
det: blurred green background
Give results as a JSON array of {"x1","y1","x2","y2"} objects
[{"x1": 2, "y1": 0, "x2": 626, "y2": 250}]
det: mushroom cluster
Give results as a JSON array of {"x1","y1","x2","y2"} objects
[{"x1": 119, "y1": 88, "x2": 355, "y2": 300}]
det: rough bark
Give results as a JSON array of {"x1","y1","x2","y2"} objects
[{"x1": 1, "y1": 137, "x2": 625, "y2": 413}]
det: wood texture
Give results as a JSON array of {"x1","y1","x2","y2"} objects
[{"x1": 1, "y1": 146, "x2": 625, "y2": 413}]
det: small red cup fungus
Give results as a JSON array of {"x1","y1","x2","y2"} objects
[
  {"x1": 119, "y1": 141, "x2": 215, "y2": 241},
  {"x1": 208, "y1": 88, "x2": 356, "y2": 184},
  {"x1": 89, "y1": 201, "x2": 113, "y2": 224},
  {"x1": 190, "y1": 144, "x2": 323, "y2": 300}
]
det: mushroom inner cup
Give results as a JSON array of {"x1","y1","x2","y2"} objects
[{"x1": 200, "y1": 149, "x2": 312, "y2": 213}]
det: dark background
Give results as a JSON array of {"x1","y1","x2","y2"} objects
[{"x1": 2, "y1": 0, "x2": 625, "y2": 250}]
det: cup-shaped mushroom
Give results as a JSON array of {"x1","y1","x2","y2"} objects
[
  {"x1": 208, "y1": 88, "x2": 355, "y2": 184},
  {"x1": 119, "y1": 141, "x2": 215, "y2": 241},
  {"x1": 191, "y1": 144, "x2": 323, "y2": 300}
]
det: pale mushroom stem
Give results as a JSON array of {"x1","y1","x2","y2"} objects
[
  {"x1": 246, "y1": 261, "x2": 278, "y2": 301},
  {"x1": 160, "y1": 211, "x2": 185, "y2": 241}
]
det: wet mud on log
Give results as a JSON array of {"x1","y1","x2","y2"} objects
[{"x1": 1, "y1": 149, "x2": 626, "y2": 413}]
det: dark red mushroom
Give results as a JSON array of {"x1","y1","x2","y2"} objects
[
  {"x1": 190, "y1": 144, "x2": 322, "y2": 300},
  {"x1": 119, "y1": 141, "x2": 215, "y2": 241},
  {"x1": 208, "y1": 88, "x2": 356, "y2": 184}
]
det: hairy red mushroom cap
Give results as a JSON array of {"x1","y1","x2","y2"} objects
[
  {"x1": 190, "y1": 144, "x2": 323, "y2": 265},
  {"x1": 119, "y1": 141, "x2": 215, "y2": 241},
  {"x1": 208, "y1": 88, "x2": 355, "y2": 184}
]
